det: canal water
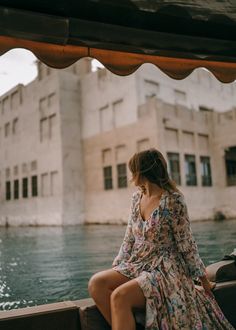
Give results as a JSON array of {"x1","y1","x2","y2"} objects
[{"x1": 0, "y1": 219, "x2": 236, "y2": 311}]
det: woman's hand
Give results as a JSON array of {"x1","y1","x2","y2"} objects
[{"x1": 199, "y1": 275, "x2": 216, "y2": 298}]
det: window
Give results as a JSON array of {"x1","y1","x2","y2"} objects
[
  {"x1": 22, "y1": 163, "x2": 27, "y2": 174},
  {"x1": 41, "y1": 173, "x2": 49, "y2": 196},
  {"x1": 200, "y1": 156, "x2": 212, "y2": 186},
  {"x1": 167, "y1": 153, "x2": 181, "y2": 185},
  {"x1": 115, "y1": 145, "x2": 126, "y2": 163},
  {"x1": 3, "y1": 96, "x2": 10, "y2": 114},
  {"x1": 14, "y1": 165, "x2": 18, "y2": 176},
  {"x1": 31, "y1": 176, "x2": 38, "y2": 197},
  {"x1": 198, "y1": 134, "x2": 209, "y2": 153},
  {"x1": 144, "y1": 79, "x2": 159, "y2": 100},
  {"x1": 99, "y1": 105, "x2": 113, "y2": 132},
  {"x1": 39, "y1": 97, "x2": 47, "y2": 112},
  {"x1": 48, "y1": 93, "x2": 56, "y2": 107},
  {"x1": 183, "y1": 131, "x2": 195, "y2": 150},
  {"x1": 12, "y1": 118, "x2": 18, "y2": 135},
  {"x1": 185, "y1": 154, "x2": 197, "y2": 186},
  {"x1": 97, "y1": 68, "x2": 107, "y2": 80},
  {"x1": 11, "y1": 91, "x2": 20, "y2": 109},
  {"x1": 174, "y1": 90, "x2": 186, "y2": 104},
  {"x1": 199, "y1": 106, "x2": 213, "y2": 112},
  {"x1": 5, "y1": 167, "x2": 10, "y2": 178},
  {"x1": 225, "y1": 147, "x2": 236, "y2": 186},
  {"x1": 49, "y1": 114, "x2": 56, "y2": 139},
  {"x1": 50, "y1": 171, "x2": 58, "y2": 195},
  {"x1": 103, "y1": 166, "x2": 113, "y2": 190},
  {"x1": 113, "y1": 99, "x2": 124, "y2": 127},
  {"x1": 226, "y1": 160, "x2": 236, "y2": 186},
  {"x1": 4, "y1": 122, "x2": 10, "y2": 137},
  {"x1": 102, "y1": 148, "x2": 112, "y2": 165},
  {"x1": 22, "y1": 177, "x2": 28, "y2": 198},
  {"x1": 5, "y1": 181, "x2": 11, "y2": 200},
  {"x1": 117, "y1": 163, "x2": 127, "y2": 188},
  {"x1": 14, "y1": 180, "x2": 19, "y2": 199},
  {"x1": 165, "y1": 128, "x2": 179, "y2": 150},
  {"x1": 40, "y1": 117, "x2": 48, "y2": 142},
  {"x1": 31, "y1": 161, "x2": 37, "y2": 171}
]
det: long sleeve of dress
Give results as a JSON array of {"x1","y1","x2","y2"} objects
[
  {"x1": 170, "y1": 193, "x2": 206, "y2": 280},
  {"x1": 112, "y1": 193, "x2": 136, "y2": 267}
]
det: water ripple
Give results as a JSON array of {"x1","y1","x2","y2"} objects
[{"x1": 0, "y1": 220, "x2": 236, "y2": 310}]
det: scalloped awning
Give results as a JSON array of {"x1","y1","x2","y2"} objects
[{"x1": 1, "y1": 1, "x2": 236, "y2": 83}]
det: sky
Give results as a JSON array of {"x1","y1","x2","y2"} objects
[
  {"x1": 0, "y1": 49, "x2": 38, "y2": 97},
  {"x1": 0, "y1": 49, "x2": 103, "y2": 97}
]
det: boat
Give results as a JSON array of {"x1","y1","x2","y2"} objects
[{"x1": 0, "y1": 252, "x2": 235, "y2": 330}]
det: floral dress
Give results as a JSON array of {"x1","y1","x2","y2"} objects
[{"x1": 112, "y1": 190, "x2": 235, "y2": 330}]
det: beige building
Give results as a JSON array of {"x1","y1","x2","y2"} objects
[{"x1": 0, "y1": 59, "x2": 235, "y2": 225}]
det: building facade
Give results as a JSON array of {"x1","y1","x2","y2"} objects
[{"x1": 0, "y1": 59, "x2": 236, "y2": 225}]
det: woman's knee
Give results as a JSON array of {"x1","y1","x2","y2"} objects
[
  {"x1": 110, "y1": 280, "x2": 146, "y2": 310},
  {"x1": 110, "y1": 286, "x2": 128, "y2": 308},
  {"x1": 88, "y1": 270, "x2": 111, "y2": 296}
]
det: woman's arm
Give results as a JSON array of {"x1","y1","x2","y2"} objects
[
  {"x1": 199, "y1": 275, "x2": 216, "y2": 297},
  {"x1": 170, "y1": 193, "x2": 206, "y2": 280},
  {"x1": 112, "y1": 193, "x2": 136, "y2": 267}
]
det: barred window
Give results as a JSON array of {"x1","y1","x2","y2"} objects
[
  {"x1": 103, "y1": 166, "x2": 113, "y2": 190},
  {"x1": 22, "y1": 177, "x2": 28, "y2": 198},
  {"x1": 225, "y1": 147, "x2": 236, "y2": 186},
  {"x1": 185, "y1": 154, "x2": 197, "y2": 186},
  {"x1": 167, "y1": 152, "x2": 181, "y2": 185},
  {"x1": 5, "y1": 181, "x2": 11, "y2": 200},
  {"x1": 117, "y1": 163, "x2": 127, "y2": 188},
  {"x1": 31, "y1": 175, "x2": 38, "y2": 197},
  {"x1": 200, "y1": 156, "x2": 212, "y2": 186},
  {"x1": 14, "y1": 180, "x2": 19, "y2": 199}
]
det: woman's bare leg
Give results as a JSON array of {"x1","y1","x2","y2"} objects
[
  {"x1": 110, "y1": 279, "x2": 146, "y2": 330},
  {"x1": 88, "y1": 269, "x2": 130, "y2": 325}
]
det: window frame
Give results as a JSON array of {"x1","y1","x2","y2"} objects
[
  {"x1": 200, "y1": 156, "x2": 212, "y2": 186},
  {"x1": 167, "y1": 152, "x2": 181, "y2": 185},
  {"x1": 14, "y1": 179, "x2": 19, "y2": 199},
  {"x1": 117, "y1": 163, "x2": 127, "y2": 188},
  {"x1": 185, "y1": 154, "x2": 197, "y2": 186},
  {"x1": 31, "y1": 175, "x2": 38, "y2": 197},
  {"x1": 22, "y1": 177, "x2": 28, "y2": 198},
  {"x1": 103, "y1": 166, "x2": 113, "y2": 190}
]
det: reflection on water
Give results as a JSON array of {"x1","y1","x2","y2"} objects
[{"x1": 0, "y1": 219, "x2": 236, "y2": 310}]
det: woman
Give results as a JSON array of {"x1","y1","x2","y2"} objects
[{"x1": 88, "y1": 148, "x2": 235, "y2": 330}]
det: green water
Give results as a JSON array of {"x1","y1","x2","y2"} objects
[{"x1": 0, "y1": 220, "x2": 236, "y2": 310}]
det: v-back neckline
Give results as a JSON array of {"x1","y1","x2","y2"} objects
[{"x1": 138, "y1": 190, "x2": 167, "y2": 222}]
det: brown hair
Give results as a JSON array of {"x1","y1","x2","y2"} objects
[{"x1": 128, "y1": 148, "x2": 181, "y2": 193}]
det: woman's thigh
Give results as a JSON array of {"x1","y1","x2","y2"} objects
[
  {"x1": 112, "y1": 279, "x2": 146, "y2": 309},
  {"x1": 89, "y1": 268, "x2": 131, "y2": 291}
]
